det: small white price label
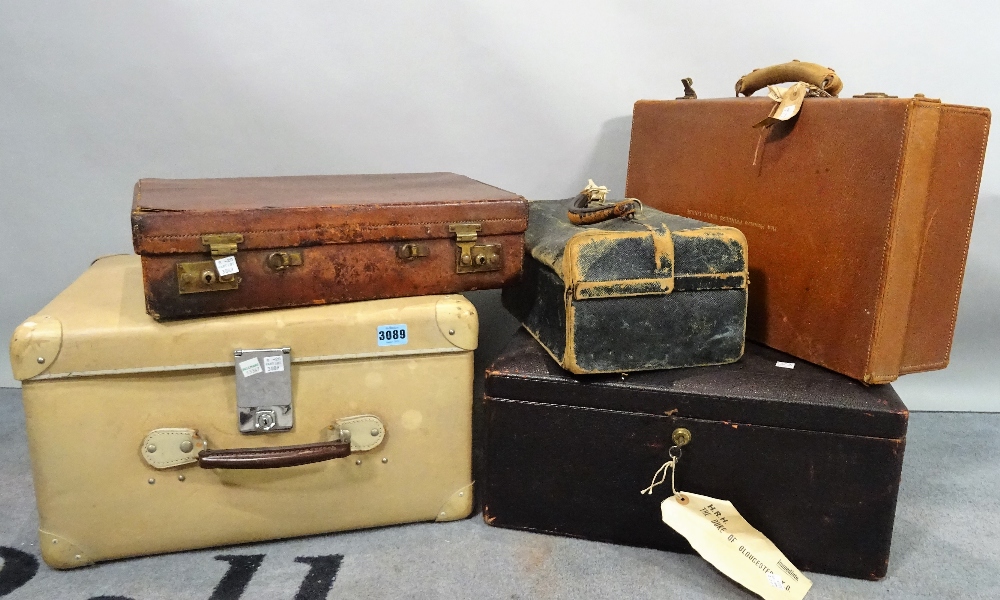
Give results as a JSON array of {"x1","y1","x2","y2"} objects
[
  {"x1": 215, "y1": 256, "x2": 239, "y2": 276},
  {"x1": 775, "y1": 361, "x2": 795, "y2": 369},
  {"x1": 239, "y1": 357, "x2": 262, "y2": 377},
  {"x1": 767, "y1": 572, "x2": 785, "y2": 589},
  {"x1": 263, "y1": 356, "x2": 284, "y2": 373},
  {"x1": 377, "y1": 324, "x2": 408, "y2": 347}
]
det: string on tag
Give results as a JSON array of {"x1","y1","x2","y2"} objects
[{"x1": 640, "y1": 444, "x2": 682, "y2": 497}]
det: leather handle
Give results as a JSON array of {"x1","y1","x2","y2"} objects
[
  {"x1": 735, "y1": 61, "x2": 843, "y2": 97},
  {"x1": 197, "y1": 439, "x2": 351, "y2": 469},
  {"x1": 567, "y1": 194, "x2": 641, "y2": 226}
]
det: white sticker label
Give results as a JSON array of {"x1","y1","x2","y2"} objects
[
  {"x1": 239, "y1": 357, "x2": 262, "y2": 377},
  {"x1": 767, "y1": 572, "x2": 785, "y2": 589},
  {"x1": 775, "y1": 361, "x2": 795, "y2": 369},
  {"x1": 778, "y1": 105, "x2": 797, "y2": 120},
  {"x1": 215, "y1": 256, "x2": 239, "y2": 276},
  {"x1": 263, "y1": 356, "x2": 284, "y2": 373},
  {"x1": 377, "y1": 324, "x2": 408, "y2": 347}
]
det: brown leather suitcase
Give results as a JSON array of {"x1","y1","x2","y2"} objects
[
  {"x1": 483, "y1": 329, "x2": 908, "y2": 580},
  {"x1": 626, "y1": 65, "x2": 990, "y2": 383},
  {"x1": 132, "y1": 172, "x2": 527, "y2": 320}
]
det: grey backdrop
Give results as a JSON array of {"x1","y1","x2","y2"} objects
[{"x1": 1, "y1": 1, "x2": 997, "y2": 409}]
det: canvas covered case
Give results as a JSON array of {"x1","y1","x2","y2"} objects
[
  {"x1": 9, "y1": 255, "x2": 477, "y2": 569},
  {"x1": 132, "y1": 172, "x2": 527, "y2": 320},
  {"x1": 501, "y1": 199, "x2": 748, "y2": 374},
  {"x1": 626, "y1": 74, "x2": 991, "y2": 383},
  {"x1": 483, "y1": 330, "x2": 909, "y2": 580}
]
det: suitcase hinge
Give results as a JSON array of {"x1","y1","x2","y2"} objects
[
  {"x1": 448, "y1": 223, "x2": 502, "y2": 274},
  {"x1": 202, "y1": 233, "x2": 244, "y2": 257}
]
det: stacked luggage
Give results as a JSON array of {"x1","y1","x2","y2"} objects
[{"x1": 8, "y1": 62, "x2": 992, "y2": 594}]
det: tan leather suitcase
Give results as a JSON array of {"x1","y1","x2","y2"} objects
[
  {"x1": 9, "y1": 255, "x2": 477, "y2": 568},
  {"x1": 626, "y1": 63, "x2": 990, "y2": 383},
  {"x1": 131, "y1": 172, "x2": 527, "y2": 320}
]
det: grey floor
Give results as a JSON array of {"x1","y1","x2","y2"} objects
[{"x1": 1, "y1": 388, "x2": 999, "y2": 599}]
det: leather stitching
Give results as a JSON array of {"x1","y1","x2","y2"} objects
[
  {"x1": 864, "y1": 103, "x2": 914, "y2": 379},
  {"x1": 136, "y1": 218, "x2": 527, "y2": 242},
  {"x1": 935, "y1": 110, "x2": 990, "y2": 366}
]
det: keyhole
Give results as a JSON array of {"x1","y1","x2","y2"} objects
[
  {"x1": 202, "y1": 270, "x2": 217, "y2": 285},
  {"x1": 474, "y1": 254, "x2": 487, "y2": 266}
]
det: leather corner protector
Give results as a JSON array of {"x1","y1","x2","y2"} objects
[
  {"x1": 38, "y1": 529, "x2": 93, "y2": 569},
  {"x1": 435, "y1": 482, "x2": 474, "y2": 522},
  {"x1": 10, "y1": 315, "x2": 62, "y2": 380},
  {"x1": 332, "y1": 414, "x2": 385, "y2": 451},
  {"x1": 435, "y1": 296, "x2": 479, "y2": 350},
  {"x1": 141, "y1": 429, "x2": 207, "y2": 469}
]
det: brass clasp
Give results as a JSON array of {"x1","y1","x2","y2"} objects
[
  {"x1": 448, "y1": 223, "x2": 502, "y2": 274},
  {"x1": 265, "y1": 251, "x2": 303, "y2": 271}
]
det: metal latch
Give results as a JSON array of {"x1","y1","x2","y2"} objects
[
  {"x1": 397, "y1": 243, "x2": 430, "y2": 260},
  {"x1": 177, "y1": 233, "x2": 244, "y2": 294},
  {"x1": 448, "y1": 223, "x2": 502, "y2": 274},
  {"x1": 852, "y1": 92, "x2": 899, "y2": 98},
  {"x1": 266, "y1": 251, "x2": 303, "y2": 271},
  {"x1": 202, "y1": 233, "x2": 244, "y2": 257},
  {"x1": 234, "y1": 347, "x2": 293, "y2": 434}
]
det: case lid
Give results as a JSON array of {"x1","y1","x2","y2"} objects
[
  {"x1": 526, "y1": 200, "x2": 747, "y2": 300},
  {"x1": 485, "y1": 330, "x2": 907, "y2": 439},
  {"x1": 131, "y1": 172, "x2": 527, "y2": 255},
  {"x1": 10, "y1": 255, "x2": 478, "y2": 381}
]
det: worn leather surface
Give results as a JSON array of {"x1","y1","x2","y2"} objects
[
  {"x1": 626, "y1": 96, "x2": 990, "y2": 383},
  {"x1": 131, "y1": 172, "x2": 527, "y2": 319},
  {"x1": 483, "y1": 329, "x2": 908, "y2": 580},
  {"x1": 14, "y1": 256, "x2": 476, "y2": 567},
  {"x1": 502, "y1": 199, "x2": 747, "y2": 373}
]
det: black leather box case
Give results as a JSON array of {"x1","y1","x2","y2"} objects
[{"x1": 482, "y1": 330, "x2": 908, "y2": 580}]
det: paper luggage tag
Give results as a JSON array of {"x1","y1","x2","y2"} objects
[
  {"x1": 641, "y1": 439, "x2": 812, "y2": 600},
  {"x1": 661, "y1": 492, "x2": 812, "y2": 600},
  {"x1": 754, "y1": 82, "x2": 809, "y2": 129}
]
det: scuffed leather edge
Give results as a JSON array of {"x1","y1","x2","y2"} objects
[{"x1": 898, "y1": 105, "x2": 991, "y2": 375}]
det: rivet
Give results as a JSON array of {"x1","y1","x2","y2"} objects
[
  {"x1": 459, "y1": 492, "x2": 464, "y2": 497},
  {"x1": 75, "y1": 554, "x2": 81, "y2": 560},
  {"x1": 371, "y1": 428, "x2": 380, "y2": 437},
  {"x1": 448, "y1": 329, "x2": 455, "y2": 335},
  {"x1": 439, "y1": 511, "x2": 446, "y2": 517},
  {"x1": 148, "y1": 478, "x2": 155, "y2": 485},
  {"x1": 179, "y1": 440, "x2": 194, "y2": 453},
  {"x1": 145, "y1": 444, "x2": 157, "y2": 453},
  {"x1": 381, "y1": 457, "x2": 388, "y2": 463},
  {"x1": 178, "y1": 475, "x2": 186, "y2": 482},
  {"x1": 355, "y1": 459, "x2": 362, "y2": 465},
  {"x1": 36, "y1": 357, "x2": 45, "y2": 364},
  {"x1": 51, "y1": 539, "x2": 57, "y2": 544}
]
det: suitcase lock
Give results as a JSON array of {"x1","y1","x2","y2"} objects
[
  {"x1": 177, "y1": 233, "x2": 244, "y2": 294},
  {"x1": 449, "y1": 223, "x2": 502, "y2": 274},
  {"x1": 234, "y1": 347, "x2": 294, "y2": 434}
]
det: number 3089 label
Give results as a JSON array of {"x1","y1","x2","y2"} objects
[{"x1": 377, "y1": 324, "x2": 408, "y2": 346}]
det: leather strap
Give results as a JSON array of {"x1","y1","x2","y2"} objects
[
  {"x1": 566, "y1": 180, "x2": 641, "y2": 226},
  {"x1": 567, "y1": 194, "x2": 641, "y2": 225},
  {"x1": 735, "y1": 60, "x2": 843, "y2": 97},
  {"x1": 198, "y1": 439, "x2": 351, "y2": 469}
]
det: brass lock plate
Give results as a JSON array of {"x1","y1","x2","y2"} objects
[
  {"x1": 455, "y1": 243, "x2": 502, "y2": 273},
  {"x1": 449, "y1": 222, "x2": 502, "y2": 274},
  {"x1": 177, "y1": 261, "x2": 240, "y2": 294}
]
